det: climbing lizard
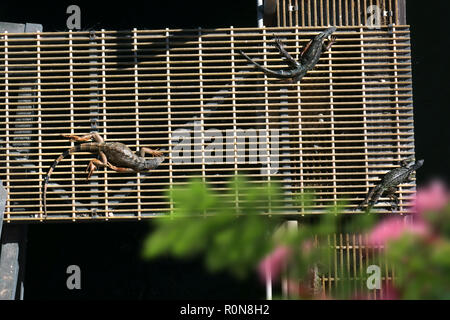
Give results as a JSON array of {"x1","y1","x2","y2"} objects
[
  {"x1": 42, "y1": 132, "x2": 165, "y2": 217},
  {"x1": 239, "y1": 26, "x2": 337, "y2": 82},
  {"x1": 356, "y1": 159, "x2": 424, "y2": 212}
]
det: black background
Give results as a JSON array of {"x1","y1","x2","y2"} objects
[{"x1": 1, "y1": 0, "x2": 448, "y2": 300}]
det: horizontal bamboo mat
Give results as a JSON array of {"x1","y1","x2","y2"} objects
[{"x1": 0, "y1": 25, "x2": 415, "y2": 222}]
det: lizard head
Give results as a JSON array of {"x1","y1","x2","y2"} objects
[
  {"x1": 315, "y1": 26, "x2": 337, "y2": 43},
  {"x1": 414, "y1": 159, "x2": 424, "y2": 169},
  {"x1": 143, "y1": 155, "x2": 165, "y2": 170},
  {"x1": 405, "y1": 159, "x2": 424, "y2": 171}
]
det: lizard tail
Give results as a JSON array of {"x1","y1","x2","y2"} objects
[
  {"x1": 42, "y1": 143, "x2": 97, "y2": 218},
  {"x1": 239, "y1": 50, "x2": 294, "y2": 79}
]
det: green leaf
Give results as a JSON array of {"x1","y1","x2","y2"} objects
[
  {"x1": 142, "y1": 226, "x2": 179, "y2": 258},
  {"x1": 143, "y1": 174, "x2": 283, "y2": 279}
]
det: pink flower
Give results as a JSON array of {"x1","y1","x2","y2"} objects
[
  {"x1": 380, "y1": 283, "x2": 400, "y2": 300},
  {"x1": 410, "y1": 180, "x2": 450, "y2": 217},
  {"x1": 258, "y1": 246, "x2": 291, "y2": 283},
  {"x1": 368, "y1": 216, "x2": 430, "y2": 247}
]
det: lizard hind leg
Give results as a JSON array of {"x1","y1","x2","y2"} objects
[
  {"x1": 62, "y1": 132, "x2": 104, "y2": 143},
  {"x1": 386, "y1": 187, "x2": 399, "y2": 212},
  {"x1": 356, "y1": 184, "x2": 379, "y2": 212},
  {"x1": 366, "y1": 186, "x2": 385, "y2": 213},
  {"x1": 273, "y1": 38, "x2": 300, "y2": 68},
  {"x1": 85, "y1": 151, "x2": 108, "y2": 180},
  {"x1": 107, "y1": 164, "x2": 135, "y2": 173},
  {"x1": 85, "y1": 158, "x2": 107, "y2": 180}
]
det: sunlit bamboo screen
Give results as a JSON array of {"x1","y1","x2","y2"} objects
[
  {"x1": 273, "y1": 0, "x2": 406, "y2": 27},
  {"x1": 0, "y1": 25, "x2": 415, "y2": 222}
]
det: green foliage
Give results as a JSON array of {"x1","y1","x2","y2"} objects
[
  {"x1": 142, "y1": 176, "x2": 283, "y2": 278},
  {"x1": 385, "y1": 232, "x2": 450, "y2": 300}
]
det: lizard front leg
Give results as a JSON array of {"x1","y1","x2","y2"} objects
[
  {"x1": 400, "y1": 157, "x2": 415, "y2": 167},
  {"x1": 300, "y1": 39, "x2": 313, "y2": 58},
  {"x1": 140, "y1": 147, "x2": 164, "y2": 158},
  {"x1": 323, "y1": 36, "x2": 336, "y2": 51}
]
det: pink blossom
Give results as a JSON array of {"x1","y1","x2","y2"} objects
[
  {"x1": 258, "y1": 246, "x2": 291, "y2": 283},
  {"x1": 380, "y1": 283, "x2": 400, "y2": 300},
  {"x1": 368, "y1": 216, "x2": 430, "y2": 247},
  {"x1": 410, "y1": 180, "x2": 450, "y2": 217}
]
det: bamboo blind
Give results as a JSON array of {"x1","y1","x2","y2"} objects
[
  {"x1": 320, "y1": 233, "x2": 396, "y2": 300},
  {"x1": 0, "y1": 25, "x2": 415, "y2": 222},
  {"x1": 320, "y1": 233, "x2": 394, "y2": 300},
  {"x1": 274, "y1": 0, "x2": 406, "y2": 27},
  {"x1": 278, "y1": 231, "x2": 394, "y2": 299}
]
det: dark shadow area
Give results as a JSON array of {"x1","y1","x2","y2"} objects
[
  {"x1": 407, "y1": 1, "x2": 449, "y2": 184},
  {"x1": 0, "y1": 0, "x2": 256, "y2": 31},
  {"x1": 25, "y1": 221, "x2": 263, "y2": 299}
]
